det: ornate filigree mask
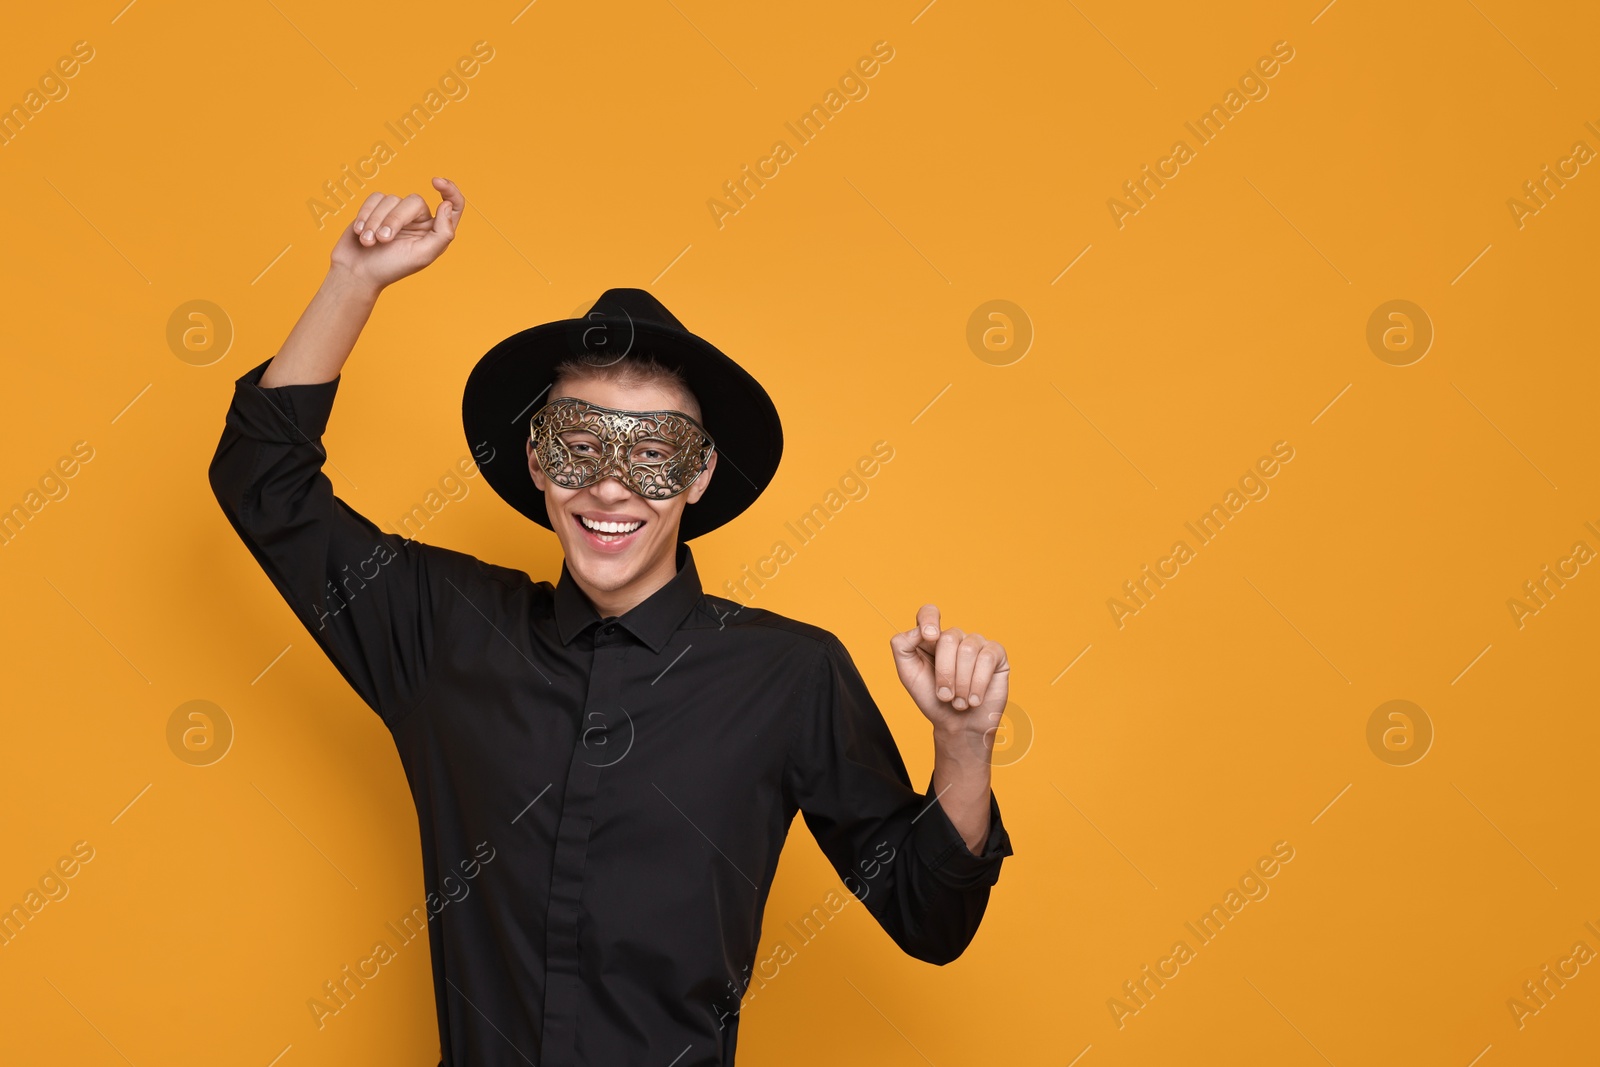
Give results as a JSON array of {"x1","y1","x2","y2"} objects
[{"x1": 530, "y1": 397, "x2": 715, "y2": 500}]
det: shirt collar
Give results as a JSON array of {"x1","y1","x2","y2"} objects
[{"x1": 554, "y1": 540, "x2": 703, "y2": 653}]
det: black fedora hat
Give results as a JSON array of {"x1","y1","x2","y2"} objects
[{"x1": 462, "y1": 288, "x2": 783, "y2": 541}]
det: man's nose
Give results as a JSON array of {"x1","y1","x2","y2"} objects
[{"x1": 591, "y1": 468, "x2": 635, "y2": 498}]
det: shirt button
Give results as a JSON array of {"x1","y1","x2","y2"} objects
[{"x1": 599, "y1": 623, "x2": 616, "y2": 636}]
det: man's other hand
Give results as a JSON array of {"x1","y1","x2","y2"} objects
[
  {"x1": 331, "y1": 176, "x2": 466, "y2": 291},
  {"x1": 890, "y1": 603, "x2": 1010, "y2": 744}
]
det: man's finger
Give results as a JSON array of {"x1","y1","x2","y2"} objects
[
  {"x1": 431, "y1": 197, "x2": 457, "y2": 240},
  {"x1": 359, "y1": 193, "x2": 402, "y2": 243},
  {"x1": 967, "y1": 641, "x2": 1003, "y2": 707},
  {"x1": 916, "y1": 603, "x2": 941, "y2": 643},
  {"x1": 952, "y1": 633, "x2": 983, "y2": 705},
  {"x1": 373, "y1": 193, "x2": 430, "y2": 241},
  {"x1": 433, "y1": 176, "x2": 466, "y2": 224},
  {"x1": 352, "y1": 190, "x2": 388, "y2": 237},
  {"x1": 933, "y1": 628, "x2": 960, "y2": 701}
]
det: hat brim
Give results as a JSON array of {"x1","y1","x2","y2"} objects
[{"x1": 462, "y1": 318, "x2": 782, "y2": 541}]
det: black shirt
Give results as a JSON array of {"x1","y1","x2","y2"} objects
[{"x1": 207, "y1": 357, "x2": 1014, "y2": 1066}]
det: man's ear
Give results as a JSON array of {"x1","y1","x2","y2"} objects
[
  {"x1": 526, "y1": 437, "x2": 547, "y2": 491},
  {"x1": 685, "y1": 449, "x2": 717, "y2": 504}
]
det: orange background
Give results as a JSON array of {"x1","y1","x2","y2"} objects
[{"x1": 2, "y1": 1, "x2": 1598, "y2": 1064}]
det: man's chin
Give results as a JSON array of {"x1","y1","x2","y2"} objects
[{"x1": 561, "y1": 528, "x2": 658, "y2": 577}]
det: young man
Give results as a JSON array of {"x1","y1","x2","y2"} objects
[{"x1": 208, "y1": 177, "x2": 1015, "y2": 1067}]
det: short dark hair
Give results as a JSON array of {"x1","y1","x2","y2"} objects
[{"x1": 550, "y1": 350, "x2": 702, "y2": 424}]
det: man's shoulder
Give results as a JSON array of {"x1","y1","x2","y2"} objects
[
  {"x1": 690, "y1": 594, "x2": 844, "y2": 655},
  {"x1": 410, "y1": 541, "x2": 554, "y2": 605}
]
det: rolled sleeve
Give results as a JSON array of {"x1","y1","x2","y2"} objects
[
  {"x1": 908, "y1": 768, "x2": 1012, "y2": 889},
  {"x1": 783, "y1": 633, "x2": 1013, "y2": 965},
  {"x1": 224, "y1": 360, "x2": 340, "y2": 442}
]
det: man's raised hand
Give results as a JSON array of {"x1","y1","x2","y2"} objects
[
  {"x1": 330, "y1": 176, "x2": 465, "y2": 290},
  {"x1": 889, "y1": 603, "x2": 1010, "y2": 744}
]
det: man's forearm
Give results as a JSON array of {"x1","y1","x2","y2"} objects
[
  {"x1": 930, "y1": 728, "x2": 994, "y2": 855},
  {"x1": 259, "y1": 265, "x2": 382, "y2": 388}
]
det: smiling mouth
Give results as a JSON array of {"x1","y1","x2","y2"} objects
[{"x1": 575, "y1": 513, "x2": 646, "y2": 546}]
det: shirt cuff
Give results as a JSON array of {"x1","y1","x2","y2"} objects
[
  {"x1": 908, "y1": 770, "x2": 1014, "y2": 889},
  {"x1": 226, "y1": 357, "x2": 342, "y2": 443}
]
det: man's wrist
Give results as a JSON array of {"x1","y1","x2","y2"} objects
[
  {"x1": 323, "y1": 262, "x2": 384, "y2": 304},
  {"x1": 931, "y1": 723, "x2": 996, "y2": 765}
]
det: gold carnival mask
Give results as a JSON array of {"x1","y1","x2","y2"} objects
[{"x1": 530, "y1": 397, "x2": 715, "y2": 500}]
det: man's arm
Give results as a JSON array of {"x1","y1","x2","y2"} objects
[
  {"x1": 931, "y1": 728, "x2": 994, "y2": 854},
  {"x1": 261, "y1": 176, "x2": 463, "y2": 386},
  {"x1": 258, "y1": 265, "x2": 380, "y2": 387},
  {"x1": 892, "y1": 603, "x2": 1010, "y2": 852},
  {"x1": 784, "y1": 634, "x2": 1014, "y2": 966},
  {"x1": 207, "y1": 180, "x2": 468, "y2": 724}
]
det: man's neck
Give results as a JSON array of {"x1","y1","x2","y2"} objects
[{"x1": 572, "y1": 545, "x2": 680, "y2": 618}]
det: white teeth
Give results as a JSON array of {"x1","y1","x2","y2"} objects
[{"x1": 581, "y1": 516, "x2": 643, "y2": 534}]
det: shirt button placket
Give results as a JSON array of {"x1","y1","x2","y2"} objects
[{"x1": 539, "y1": 625, "x2": 626, "y2": 1066}]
